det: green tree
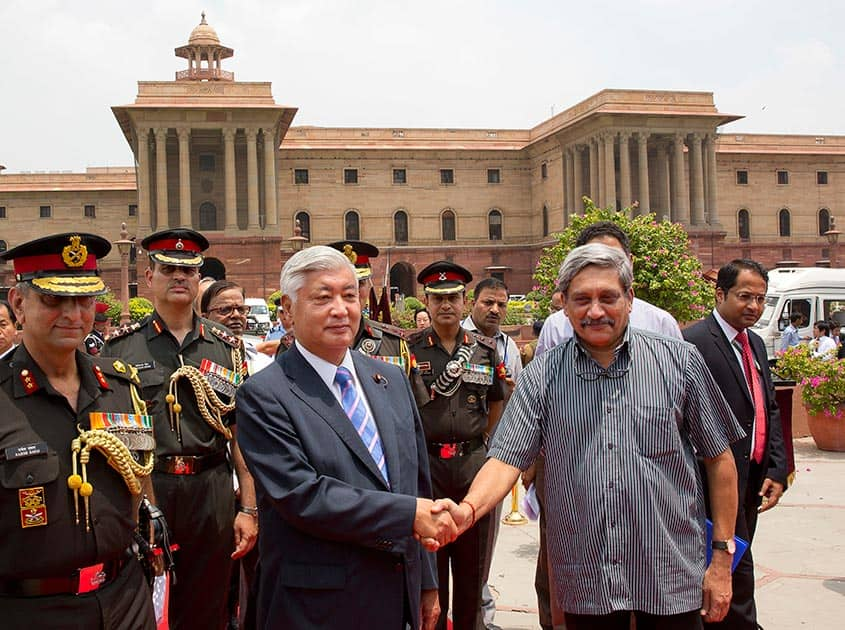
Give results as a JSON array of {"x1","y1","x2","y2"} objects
[{"x1": 533, "y1": 200, "x2": 713, "y2": 323}]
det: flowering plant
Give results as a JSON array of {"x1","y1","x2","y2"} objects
[{"x1": 774, "y1": 344, "x2": 845, "y2": 417}]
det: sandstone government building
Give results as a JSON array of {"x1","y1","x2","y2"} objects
[{"x1": 1, "y1": 15, "x2": 842, "y2": 300}]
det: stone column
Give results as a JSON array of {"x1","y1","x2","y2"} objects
[
  {"x1": 705, "y1": 133, "x2": 720, "y2": 227},
  {"x1": 671, "y1": 133, "x2": 690, "y2": 224},
  {"x1": 135, "y1": 128, "x2": 151, "y2": 233},
  {"x1": 596, "y1": 137, "x2": 606, "y2": 207},
  {"x1": 688, "y1": 133, "x2": 705, "y2": 225},
  {"x1": 618, "y1": 131, "x2": 631, "y2": 211},
  {"x1": 636, "y1": 131, "x2": 650, "y2": 215},
  {"x1": 572, "y1": 145, "x2": 583, "y2": 215},
  {"x1": 655, "y1": 142, "x2": 671, "y2": 220},
  {"x1": 177, "y1": 128, "x2": 192, "y2": 228},
  {"x1": 245, "y1": 128, "x2": 260, "y2": 230},
  {"x1": 154, "y1": 127, "x2": 169, "y2": 230},
  {"x1": 262, "y1": 127, "x2": 278, "y2": 228},
  {"x1": 603, "y1": 132, "x2": 616, "y2": 210},
  {"x1": 223, "y1": 128, "x2": 238, "y2": 231},
  {"x1": 563, "y1": 147, "x2": 573, "y2": 223},
  {"x1": 589, "y1": 138, "x2": 599, "y2": 205}
]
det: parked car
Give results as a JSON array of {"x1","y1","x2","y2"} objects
[{"x1": 244, "y1": 298, "x2": 272, "y2": 335}]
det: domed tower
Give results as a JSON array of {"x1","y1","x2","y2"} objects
[{"x1": 174, "y1": 12, "x2": 234, "y2": 81}]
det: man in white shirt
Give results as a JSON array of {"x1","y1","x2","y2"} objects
[
  {"x1": 0, "y1": 299, "x2": 18, "y2": 360},
  {"x1": 811, "y1": 320, "x2": 837, "y2": 359}
]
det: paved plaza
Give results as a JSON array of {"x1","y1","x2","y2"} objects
[{"x1": 486, "y1": 437, "x2": 845, "y2": 629}]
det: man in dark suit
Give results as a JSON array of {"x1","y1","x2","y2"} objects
[
  {"x1": 683, "y1": 259, "x2": 789, "y2": 630},
  {"x1": 236, "y1": 245, "x2": 453, "y2": 630}
]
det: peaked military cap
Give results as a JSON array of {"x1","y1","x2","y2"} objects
[
  {"x1": 0, "y1": 232, "x2": 111, "y2": 296},
  {"x1": 94, "y1": 301, "x2": 110, "y2": 322},
  {"x1": 418, "y1": 260, "x2": 473, "y2": 295},
  {"x1": 142, "y1": 228, "x2": 208, "y2": 267},
  {"x1": 327, "y1": 240, "x2": 379, "y2": 281}
]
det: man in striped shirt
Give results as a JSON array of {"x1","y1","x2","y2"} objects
[{"x1": 434, "y1": 243, "x2": 744, "y2": 629}]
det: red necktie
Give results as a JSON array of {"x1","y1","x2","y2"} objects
[{"x1": 736, "y1": 330, "x2": 766, "y2": 464}]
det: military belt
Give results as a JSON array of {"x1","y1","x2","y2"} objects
[
  {"x1": 155, "y1": 450, "x2": 228, "y2": 475},
  {"x1": 427, "y1": 436, "x2": 485, "y2": 460},
  {"x1": 0, "y1": 553, "x2": 129, "y2": 597}
]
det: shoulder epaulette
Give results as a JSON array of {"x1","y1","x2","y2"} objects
[
  {"x1": 366, "y1": 319, "x2": 410, "y2": 340},
  {"x1": 105, "y1": 320, "x2": 142, "y2": 342},
  {"x1": 467, "y1": 330, "x2": 497, "y2": 351},
  {"x1": 406, "y1": 329, "x2": 426, "y2": 346},
  {"x1": 209, "y1": 324, "x2": 241, "y2": 348},
  {"x1": 93, "y1": 357, "x2": 142, "y2": 386}
]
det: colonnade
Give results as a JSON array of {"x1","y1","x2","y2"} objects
[
  {"x1": 134, "y1": 126, "x2": 278, "y2": 233},
  {"x1": 561, "y1": 129, "x2": 720, "y2": 228}
]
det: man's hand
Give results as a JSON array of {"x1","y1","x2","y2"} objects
[
  {"x1": 420, "y1": 588, "x2": 440, "y2": 630},
  {"x1": 758, "y1": 478, "x2": 784, "y2": 513},
  {"x1": 255, "y1": 339, "x2": 281, "y2": 356},
  {"x1": 521, "y1": 463, "x2": 537, "y2": 490},
  {"x1": 431, "y1": 498, "x2": 474, "y2": 536},
  {"x1": 701, "y1": 555, "x2": 732, "y2": 623},
  {"x1": 231, "y1": 512, "x2": 258, "y2": 559},
  {"x1": 414, "y1": 499, "x2": 457, "y2": 550}
]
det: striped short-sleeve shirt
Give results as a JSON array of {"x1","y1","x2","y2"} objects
[{"x1": 488, "y1": 326, "x2": 745, "y2": 616}]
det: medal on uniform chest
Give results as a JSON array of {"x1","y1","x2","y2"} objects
[
  {"x1": 461, "y1": 362, "x2": 494, "y2": 385},
  {"x1": 19, "y1": 487, "x2": 48, "y2": 528}
]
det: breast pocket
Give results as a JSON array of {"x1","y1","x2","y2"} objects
[
  {"x1": 633, "y1": 406, "x2": 682, "y2": 458},
  {"x1": 138, "y1": 366, "x2": 167, "y2": 413},
  {"x1": 1, "y1": 451, "x2": 60, "y2": 489}
]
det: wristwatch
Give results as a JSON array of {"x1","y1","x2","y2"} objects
[{"x1": 711, "y1": 539, "x2": 736, "y2": 555}]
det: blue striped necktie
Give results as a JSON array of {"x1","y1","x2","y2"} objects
[{"x1": 334, "y1": 366, "x2": 389, "y2": 484}]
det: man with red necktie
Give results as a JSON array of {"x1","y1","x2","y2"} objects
[{"x1": 684, "y1": 259, "x2": 789, "y2": 630}]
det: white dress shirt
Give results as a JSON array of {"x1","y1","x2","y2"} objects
[{"x1": 295, "y1": 341, "x2": 377, "y2": 421}]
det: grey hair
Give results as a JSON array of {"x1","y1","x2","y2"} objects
[
  {"x1": 557, "y1": 243, "x2": 633, "y2": 295},
  {"x1": 280, "y1": 246, "x2": 357, "y2": 305}
]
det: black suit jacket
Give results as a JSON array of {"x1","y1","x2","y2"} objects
[
  {"x1": 683, "y1": 314, "x2": 789, "y2": 508},
  {"x1": 236, "y1": 344, "x2": 437, "y2": 629}
]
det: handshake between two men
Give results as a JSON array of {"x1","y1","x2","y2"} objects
[{"x1": 413, "y1": 497, "x2": 482, "y2": 551}]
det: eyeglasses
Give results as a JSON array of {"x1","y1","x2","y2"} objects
[
  {"x1": 574, "y1": 364, "x2": 631, "y2": 381},
  {"x1": 207, "y1": 305, "x2": 251, "y2": 316},
  {"x1": 730, "y1": 291, "x2": 767, "y2": 306}
]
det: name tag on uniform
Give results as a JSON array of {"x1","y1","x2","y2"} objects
[
  {"x1": 5, "y1": 442, "x2": 48, "y2": 461},
  {"x1": 417, "y1": 361, "x2": 432, "y2": 375},
  {"x1": 133, "y1": 361, "x2": 156, "y2": 371}
]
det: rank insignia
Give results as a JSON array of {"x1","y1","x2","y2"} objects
[
  {"x1": 19, "y1": 487, "x2": 48, "y2": 528},
  {"x1": 93, "y1": 365, "x2": 110, "y2": 390},
  {"x1": 61, "y1": 235, "x2": 88, "y2": 268},
  {"x1": 19, "y1": 369, "x2": 39, "y2": 394},
  {"x1": 112, "y1": 360, "x2": 127, "y2": 374}
]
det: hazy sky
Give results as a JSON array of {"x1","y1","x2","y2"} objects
[{"x1": 1, "y1": 0, "x2": 842, "y2": 172}]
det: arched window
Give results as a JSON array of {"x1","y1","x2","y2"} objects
[
  {"x1": 393, "y1": 210, "x2": 408, "y2": 244},
  {"x1": 778, "y1": 208, "x2": 791, "y2": 237},
  {"x1": 295, "y1": 211, "x2": 311, "y2": 240},
  {"x1": 345, "y1": 210, "x2": 360, "y2": 241},
  {"x1": 441, "y1": 209, "x2": 456, "y2": 241},
  {"x1": 488, "y1": 208, "x2": 502, "y2": 241},
  {"x1": 542, "y1": 205, "x2": 549, "y2": 237},
  {"x1": 198, "y1": 201, "x2": 218, "y2": 231},
  {"x1": 819, "y1": 208, "x2": 831, "y2": 235},
  {"x1": 737, "y1": 209, "x2": 750, "y2": 241}
]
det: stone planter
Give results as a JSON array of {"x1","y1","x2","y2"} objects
[{"x1": 806, "y1": 408, "x2": 845, "y2": 452}]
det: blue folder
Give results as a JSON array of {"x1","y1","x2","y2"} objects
[{"x1": 705, "y1": 519, "x2": 749, "y2": 573}]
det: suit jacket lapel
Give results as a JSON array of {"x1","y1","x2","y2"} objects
[
  {"x1": 352, "y1": 352, "x2": 400, "y2": 491},
  {"x1": 706, "y1": 314, "x2": 753, "y2": 406},
  {"x1": 282, "y1": 346, "x2": 390, "y2": 489}
]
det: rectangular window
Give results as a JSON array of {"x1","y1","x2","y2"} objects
[
  {"x1": 128, "y1": 204, "x2": 137, "y2": 217},
  {"x1": 84, "y1": 204, "x2": 96, "y2": 218},
  {"x1": 440, "y1": 169, "x2": 454, "y2": 185},
  {"x1": 541, "y1": 162, "x2": 548, "y2": 179},
  {"x1": 344, "y1": 168, "x2": 358, "y2": 184},
  {"x1": 0, "y1": 207, "x2": 5, "y2": 219},
  {"x1": 777, "y1": 170, "x2": 789, "y2": 185},
  {"x1": 294, "y1": 168, "x2": 309, "y2": 184},
  {"x1": 487, "y1": 168, "x2": 501, "y2": 184},
  {"x1": 817, "y1": 171, "x2": 828, "y2": 185},
  {"x1": 736, "y1": 170, "x2": 748, "y2": 185},
  {"x1": 39, "y1": 205, "x2": 51, "y2": 218},
  {"x1": 393, "y1": 168, "x2": 407, "y2": 185},
  {"x1": 199, "y1": 154, "x2": 215, "y2": 172}
]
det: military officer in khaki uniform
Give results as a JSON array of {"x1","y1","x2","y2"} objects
[
  {"x1": 0, "y1": 233, "x2": 156, "y2": 629},
  {"x1": 408, "y1": 261, "x2": 506, "y2": 630},
  {"x1": 103, "y1": 229, "x2": 257, "y2": 630},
  {"x1": 328, "y1": 240, "x2": 413, "y2": 376}
]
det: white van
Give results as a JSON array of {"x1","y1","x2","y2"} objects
[
  {"x1": 751, "y1": 267, "x2": 845, "y2": 360},
  {"x1": 244, "y1": 298, "x2": 272, "y2": 335}
]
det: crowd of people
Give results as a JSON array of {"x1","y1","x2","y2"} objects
[{"x1": 0, "y1": 221, "x2": 797, "y2": 630}]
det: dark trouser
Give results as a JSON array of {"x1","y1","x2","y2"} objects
[
  {"x1": 153, "y1": 463, "x2": 236, "y2": 630},
  {"x1": 710, "y1": 466, "x2": 764, "y2": 630},
  {"x1": 430, "y1": 445, "x2": 490, "y2": 630},
  {"x1": 564, "y1": 609, "x2": 702, "y2": 630},
  {"x1": 533, "y1": 454, "x2": 555, "y2": 630},
  {"x1": 0, "y1": 559, "x2": 155, "y2": 630}
]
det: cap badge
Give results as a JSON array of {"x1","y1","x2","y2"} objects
[
  {"x1": 439, "y1": 272, "x2": 447, "y2": 281},
  {"x1": 62, "y1": 235, "x2": 88, "y2": 268},
  {"x1": 175, "y1": 239, "x2": 185, "y2": 250},
  {"x1": 342, "y1": 244, "x2": 357, "y2": 264}
]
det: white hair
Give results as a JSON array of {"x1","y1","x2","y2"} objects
[
  {"x1": 280, "y1": 246, "x2": 357, "y2": 305},
  {"x1": 557, "y1": 243, "x2": 633, "y2": 295}
]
